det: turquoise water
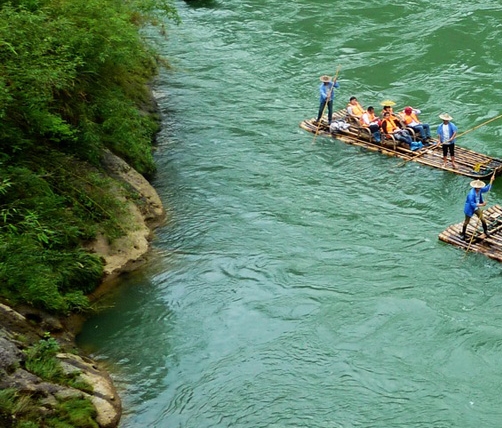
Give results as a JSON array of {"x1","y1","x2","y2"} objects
[{"x1": 78, "y1": 1, "x2": 502, "y2": 427}]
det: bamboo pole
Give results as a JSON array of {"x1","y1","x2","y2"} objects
[
  {"x1": 456, "y1": 113, "x2": 502, "y2": 138},
  {"x1": 395, "y1": 140, "x2": 440, "y2": 167}
]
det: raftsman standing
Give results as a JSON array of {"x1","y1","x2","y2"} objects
[
  {"x1": 461, "y1": 179, "x2": 493, "y2": 240},
  {"x1": 437, "y1": 113, "x2": 458, "y2": 169},
  {"x1": 315, "y1": 75, "x2": 340, "y2": 126}
]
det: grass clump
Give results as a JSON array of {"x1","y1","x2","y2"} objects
[
  {"x1": 24, "y1": 335, "x2": 64, "y2": 382},
  {"x1": 0, "y1": 388, "x2": 98, "y2": 428},
  {"x1": 0, "y1": 335, "x2": 99, "y2": 427},
  {"x1": 24, "y1": 334, "x2": 93, "y2": 392},
  {"x1": 46, "y1": 397, "x2": 98, "y2": 428}
]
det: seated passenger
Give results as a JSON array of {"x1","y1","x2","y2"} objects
[
  {"x1": 401, "y1": 106, "x2": 432, "y2": 141},
  {"x1": 346, "y1": 96, "x2": 365, "y2": 121},
  {"x1": 360, "y1": 106, "x2": 381, "y2": 143},
  {"x1": 381, "y1": 111, "x2": 413, "y2": 147},
  {"x1": 381, "y1": 104, "x2": 391, "y2": 115},
  {"x1": 381, "y1": 104, "x2": 400, "y2": 120}
]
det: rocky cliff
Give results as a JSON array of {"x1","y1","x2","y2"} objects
[{"x1": 0, "y1": 150, "x2": 166, "y2": 427}]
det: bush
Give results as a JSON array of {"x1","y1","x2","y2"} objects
[{"x1": 0, "y1": 0, "x2": 177, "y2": 312}]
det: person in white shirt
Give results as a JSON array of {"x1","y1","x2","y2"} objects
[
  {"x1": 436, "y1": 113, "x2": 458, "y2": 169},
  {"x1": 359, "y1": 106, "x2": 381, "y2": 143},
  {"x1": 401, "y1": 106, "x2": 431, "y2": 142}
]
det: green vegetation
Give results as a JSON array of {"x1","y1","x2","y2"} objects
[
  {"x1": 0, "y1": 335, "x2": 98, "y2": 427},
  {"x1": 0, "y1": 0, "x2": 178, "y2": 313},
  {"x1": 24, "y1": 334, "x2": 93, "y2": 392},
  {"x1": 0, "y1": 388, "x2": 99, "y2": 428},
  {"x1": 24, "y1": 335, "x2": 66, "y2": 382}
]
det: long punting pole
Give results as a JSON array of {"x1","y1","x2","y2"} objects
[{"x1": 456, "y1": 113, "x2": 502, "y2": 138}]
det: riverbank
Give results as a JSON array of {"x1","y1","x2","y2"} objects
[
  {"x1": 0, "y1": 1, "x2": 180, "y2": 425},
  {"x1": 0, "y1": 148, "x2": 166, "y2": 427}
]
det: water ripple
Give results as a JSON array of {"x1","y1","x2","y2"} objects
[{"x1": 79, "y1": 1, "x2": 502, "y2": 427}]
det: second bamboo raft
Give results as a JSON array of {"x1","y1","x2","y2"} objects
[{"x1": 439, "y1": 205, "x2": 502, "y2": 262}]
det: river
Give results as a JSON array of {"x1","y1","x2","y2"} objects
[{"x1": 77, "y1": 1, "x2": 502, "y2": 427}]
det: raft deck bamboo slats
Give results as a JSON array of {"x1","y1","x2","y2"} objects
[
  {"x1": 438, "y1": 205, "x2": 502, "y2": 262},
  {"x1": 300, "y1": 110, "x2": 502, "y2": 179}
]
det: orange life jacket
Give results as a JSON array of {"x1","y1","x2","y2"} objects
[
  {"x1": 403, "y1": 112, "x2": 420, "y2": 125},
  {"x1": 381, "y1": 117, "x2": 399, "y2": 135}
]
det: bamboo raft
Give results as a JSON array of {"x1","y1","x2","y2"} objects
[
  {"x1": 300, "y1": 109, "x2": 502, "y2": 179},
  {"x1": 439, "y1": 205, "x2": 502, "y2": 262}
]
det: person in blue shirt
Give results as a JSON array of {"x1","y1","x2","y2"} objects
[
  {"x1": 315, "y1": 75, "x2": 340, "y2": 125},
  {"x1": 460, "y1": 179, "x2": 492, "y2": 240},
  {"x1": 437, "y1": 113, "x2": 458, "y2": 169}
]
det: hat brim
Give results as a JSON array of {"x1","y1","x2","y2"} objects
[
  {"x1": 380, "y1": 100, "x2": 396, "y2": 106},
  {"x1": 470, "y1": 180, "x2": 485, "y2": 188},
  {"x1": 439, "y1": 114, "x2": 453, "y2": 121}
]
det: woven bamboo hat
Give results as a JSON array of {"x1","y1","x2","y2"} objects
[
  {"x1": 439, "y1": 113, "x2": 453, "y2": 121},
  {"x1": 320, "y1": 75, "x2": 331, "y2": 82},
  {"x1": 470, "y1": 179, "x2": 485, "y2": 189},
  {"x1": 380, "y1": 100, "x2": 396, "y2": 106}
]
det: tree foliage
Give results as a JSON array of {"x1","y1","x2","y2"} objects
[
  {"x1": 0, "y1": 0, "x2": 177, "y2": 313},
  {"x1": 0, "y1": 0, "x2": 177, "y2": 171}
]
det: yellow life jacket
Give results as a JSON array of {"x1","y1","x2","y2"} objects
[{"x1": 347, "y1": 101, "x2": 364, "y2": 117}]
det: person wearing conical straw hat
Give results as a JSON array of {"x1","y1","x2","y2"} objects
[
  {"x1": 380, "y1": 101, "x2": 407, "y2": 128},
  {"x1": 379, "y1": 100, "x2": 397, "y2": 118},
  {"x1": 460, "y1": 178, "x2": 493, "y2": 240},
  {"x1": 437, "y1": 113, "x2": 458, "y2": 169},
  {"x1": 315, "y1": 75, "x2": 340, "y2": 125}
]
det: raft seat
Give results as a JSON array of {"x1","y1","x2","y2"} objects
[
  {"x1": 348, "y1": 126, "x2": 379, "y2": 144},
  {"x1": 342, "y1": 112, "x2": 357, "y2": 123},
  {"x1": 405, "y1": 127, "x2": 418, "y2": 141},
  {"x1": 381, "y1": 134, "x2": 398, "y2": 150}
]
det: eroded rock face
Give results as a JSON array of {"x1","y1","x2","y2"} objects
[
  {"x1": 0, "y1": 335, "x2": 23, "y2": 372},
  {"x1": 85, "y1": 149, "x2": 166, "y2": 284},
  {"x1": 0, "y1": 152, "x2": 166, "y2": 427},
  {"x1": 58, "y1": 353, "x2": 121, "y2": 428},
  {"x1": 0, "y1": 304, "x2": 121, "y2": 427},
  {"x1": 100, "y1": 149, "x2": 165, "y2": 227}
]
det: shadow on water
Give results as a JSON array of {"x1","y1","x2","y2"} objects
[{"x1": 182, "y1": 0, "x2": 220, "y2": 9}]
